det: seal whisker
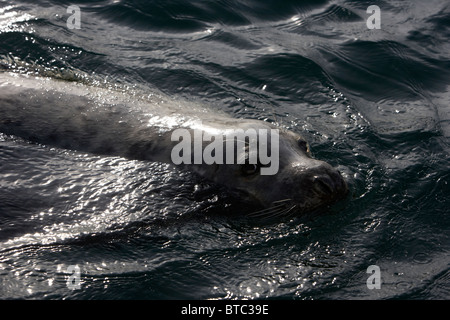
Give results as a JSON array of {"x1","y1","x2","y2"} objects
[
  {"x1": 280, "y1": 204, "x2": 297, "y2": 219},
  {"x1": 271, "y1": 199, "x2": 292, "y2": 205},
  {"x1": 247, "y1": 203, "x2": 287, "y2": 218},
  {"x1": 248, "y1": 204, "x2": 285, "y2": 216},
  {"x1": 247, "y1": 199, "x2": 295, "y2": 219},
  {"x1": 271, "y1": 204, "x2": 296, "y2": 219}
]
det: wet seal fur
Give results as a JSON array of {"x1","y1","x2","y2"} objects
[{"x1": 0, "y1": 71, "x2": 348, "y2": 216}]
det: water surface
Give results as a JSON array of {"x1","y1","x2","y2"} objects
[{"x1": 0, "y1": 0, "x2": 449, "y2": 299}]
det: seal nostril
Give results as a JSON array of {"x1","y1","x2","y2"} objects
[{"x1": 313, "y1": 176, "x2": 334, "y2": 195}]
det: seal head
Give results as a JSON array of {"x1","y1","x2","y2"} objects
[{"x1": 185, "y1": 120, "x2": 348, "y2": 216}]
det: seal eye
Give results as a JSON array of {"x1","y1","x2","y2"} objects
[
  {"x1": 298, "y1": 139, "x2": 309, "y2": 153},
  {"x1": 241, "y1": 163, "x2": 259, "y2": 176}
]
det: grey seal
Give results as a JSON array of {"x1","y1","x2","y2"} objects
[{"x1": 0, "y1": 71, "x2": 347, "y2": 216}]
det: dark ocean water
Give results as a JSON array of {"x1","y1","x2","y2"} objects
[{"x1": 0, "y1": 0, "x2": 449, "y2": 300}]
